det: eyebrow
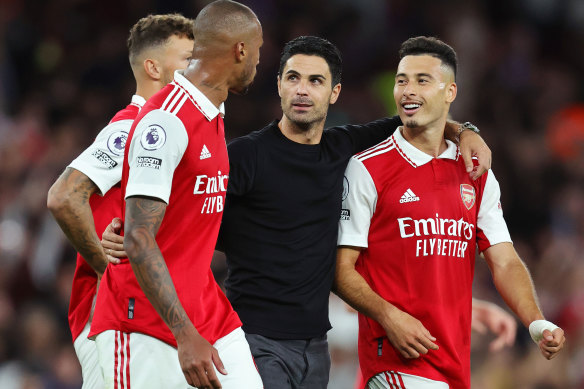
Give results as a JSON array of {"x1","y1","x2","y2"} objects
[
  {"x1": 396, "y1": 72, "x2": 435, "y2": 79},
  {"x1": 285, "y1": 69, "x2": 327, "y2": 79}
]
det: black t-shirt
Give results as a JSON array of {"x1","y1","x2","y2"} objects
[{"x1": 219, "y1": 116, "x2": 401, "y2": 339}]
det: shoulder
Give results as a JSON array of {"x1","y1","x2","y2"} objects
[{"x1": 353, "y1": 136, "x2": 396, "y2": 163}]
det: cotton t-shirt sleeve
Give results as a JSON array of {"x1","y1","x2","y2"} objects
[
  {"x1": 226, "y1": 136, "x2": 257, "y2": 196},
  {"x1": 68, "y1": 120, "x2": 132, "y2": 195},
  {"x1": 476, "y1": 170, "x2": 512, "y2": 252},
  {"x1": 337, "y1": 157, "x2": 378, "y2": 248},
  {"x1": 125, "y1": 110, "x2": 188, "y2": 204},
  {"x1": 336, "y1": 116, "x2": 402, "y2": 155}
]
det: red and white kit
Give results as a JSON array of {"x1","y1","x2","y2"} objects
[
  {"x1": 67, "y1": 95, "x2": 144, "y2": 389},
  {"x1": 90, "y1": 71, "x2": 260, "y2": 389},
  {"x1": 338, "y1": 128, "x2": 511, "y2": 389}
]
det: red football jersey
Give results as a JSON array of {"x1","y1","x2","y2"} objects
[
  {"x1": 67, "y1": 95, "x2": 144, "y2": 341},
  {"x1": 90, "y1": 71, "x2": 241, "y2": 347},
  {"x1": 338, "y1": 128, "x2": 511, "y2": 388}
]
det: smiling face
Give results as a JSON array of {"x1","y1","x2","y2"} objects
[
  {"x1": 278, "y1": 54, "x2": 340, "y2": 129},
  {"x1": 393, "y1": 54, "x2": 457, "y2": 130}
]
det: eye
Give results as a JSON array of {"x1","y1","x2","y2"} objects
[
  {"x1": 419, "y1": 78, "x2": 429, "y2": 84},
  {"x1": 396, "y1": 79, "x2": 406, "y2": 85},
  {"x1": 311, "y1": 78, "x2": 323, "y2": 85},
  {"x1": 287, "y1": 74, "x2": 298, "y2": 81}
]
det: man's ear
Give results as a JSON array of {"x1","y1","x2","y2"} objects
[
  {"x1": 329, "y1": 83, "x2": 342, "y2": 104},
  {"x1": 277, "y1": 75, "x2": 282, "y2": 97},
  {"x1": 234, "y1": 41, "x2": 246, "y2": 63},
  {"x1": 446, "y1": 82, "x2": 457, "y2": 103},
  {"x1": 143, "y1": 58, "x2": 161, "y2": 80}
]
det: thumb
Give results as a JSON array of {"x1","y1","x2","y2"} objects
[
  {"x1": 212, "y1": 348, "x2": 228, "y2": 375},
  {"x1": 542, "y1": 329, "x2": 554, "y2": 342},
  {"x1": 460, "y1": 147, "x2": 474, "y2": 173},
  {"x1": 111, "y1": 217, "x2": 123, "y2": 231}
]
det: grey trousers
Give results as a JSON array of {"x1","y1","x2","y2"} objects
[{"x1": 245, "y1": 332, "x2": 331, "y2": 389}]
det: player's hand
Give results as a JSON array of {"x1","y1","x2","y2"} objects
[
  {"x1": 471, "y1": 300, "x2": 517, "y2": 352},
  {"x1": 101, "y1": 217, "x2": 126, "y2": 263},
  {"x1": 382, "y1": 308, "x2": 438, "y2": 359},
  {"x1": 459, "y1": 129, "x2": 491, "y2": 180},
  {"x1": 177, "y1": 327, "x2": 227, "y2": 388},
  {"x1": 538, "y1": 328, "x2": 565, "y2": 360}
]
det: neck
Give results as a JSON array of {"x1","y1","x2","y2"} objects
[
  {"x1": 135, "y1": 80, "x2": 165, "y2": 101},
  {"x1": 278, "y1": 115, "x2": 325, "y2": 145},
  {"x1": 401, "y1": 118, "x2": 448, "y2": 157},
  {"x1": 183, "y1": 59, "x2": 229, "y2": 108}
]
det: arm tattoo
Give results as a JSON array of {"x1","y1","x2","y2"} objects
[
  {"x1": 125, "y1": 197, "x2": 189, "y2": 334},
  {"x1": 48, "y1": 167, "x2": 107, "y2": 274}
]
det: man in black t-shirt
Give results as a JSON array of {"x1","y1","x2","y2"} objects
[{"x1": 218, "y1": 36, "x2": 490, "y2": 389}]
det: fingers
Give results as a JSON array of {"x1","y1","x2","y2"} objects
[
  {"x1": 539, "y1": 328, "x2": 566, "y2": 360},
  {"x1": 460, "y1": 147, "x2": 473, "y2": 175},
  {"x1": 111, "y1": 217, "x2": 123, "y2": 232},
  {"x1": 212, "y1": 348, "x2": 228, "y2": 375}
]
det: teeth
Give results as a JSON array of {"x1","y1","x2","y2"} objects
[{"x1": 404, "y1": 104, "x2": 420, "y2": 109}]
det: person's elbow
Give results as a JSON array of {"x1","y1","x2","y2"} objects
[
  {"x1": 124, "y1": 226, "x2": 148, "y2": 262},
  {"x1": 47, "y1": 179, "x2": 72, "y2": 219}
]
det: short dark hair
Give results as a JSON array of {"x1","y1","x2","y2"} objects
[
  {"x1": 399, "y1": 36, "x2": 458, "y2": 78},
  {"x1": 127, "y1": 14, "x2": 194, "y2": 65},
  {"x1": 279, "y1": 36, "x2": 342, "y2": 86}
]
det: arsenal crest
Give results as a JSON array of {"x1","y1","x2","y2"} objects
[{"x1": 460, "y1": 184, "x2": 476, "y2": 210}]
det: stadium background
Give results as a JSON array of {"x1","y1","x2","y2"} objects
[{"x1": 0, "y1": 0, "x2": 583, "y2": 387}]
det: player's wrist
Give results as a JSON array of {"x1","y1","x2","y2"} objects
[
  {"x1": 528, "y1": 319, "x2": 559, "y2": 343},
  {"x1": 456, "y1": 121, "x2": 480, "y2": 143}
]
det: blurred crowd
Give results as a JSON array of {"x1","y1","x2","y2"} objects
[{"x1": 0, "y1": 0, "x2": 582, "y2": 388}]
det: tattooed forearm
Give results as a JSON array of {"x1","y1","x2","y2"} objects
[
  {"x1": 124, "y1": 197, "x2": 190, "y2": 335},
  {"x1": 47, "y1": 167, "x2": 108, "y2": 274}
]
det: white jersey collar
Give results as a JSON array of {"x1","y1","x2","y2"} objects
[
  {"x1": 392, "y1": 127, "x2": 459, "y2": 168},
  {"x1": 173, "y1": 70, "x2": 225, "y2": 121},
  {"x1": 131, "y1": 95, "x2": 146, "y2": 108}
]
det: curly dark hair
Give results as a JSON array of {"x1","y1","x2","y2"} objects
[
  {"x1": 278, "y1": 36, "x2": 343, "y2": 87},
  {"x1": 127, "y1": 14, "x2": 194, "y2": 65},
  {"x1": 399, "y1": 36, "x2": 458, "y2": 79}
]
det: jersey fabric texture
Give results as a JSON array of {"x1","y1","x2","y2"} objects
[
  {"x1": 67, "y1": 95, "x2": 144, "y2": 342},
  {"x1": 90, "y1": 71, "x2": 241, "y2": 347},
  {"x1": 338, "y1": 128, "x2": 512, "y2": 388},
  {"x1": 219, "y1": 117, "x2": 401, "y2": 339}
]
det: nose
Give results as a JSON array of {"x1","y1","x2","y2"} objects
[
  {"x1": 402, "y1": 82, "x2": 416, "y2": 97},
  {"x1": 295, "y1": 79, "x2": 309, "y2": 96}
]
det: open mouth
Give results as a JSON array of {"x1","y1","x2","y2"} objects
[{"x1": 402, "y1": 102, "x2": 421, "y2": 115}]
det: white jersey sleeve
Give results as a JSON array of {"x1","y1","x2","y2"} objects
[
  {"x1": 125, "y1": 110, "x2": 188, "y2": 204},
  {"x1": 337, "y1": 157, "x2": 378, "y2": 248},
  {"x1": 68, "y1": 120, "x2": 132, "y2": 195},
  {"x1": 476, "y1": 170, "x2": 512, "y2": 251}
]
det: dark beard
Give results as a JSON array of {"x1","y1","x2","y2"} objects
[{"x1": 404, "y1": 120, "x2": 419, "y2": 128}]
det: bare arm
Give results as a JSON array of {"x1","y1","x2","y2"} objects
[
  {"x1": 471, "y1": 298, "x2": 517, "y2": 351},
  {"x1": 483, "y1": 243, "x2": 565, "y2": 359},
  {"x1": 124, "y1": 196, "x2": 226, "y2": 388},
  {"x1": 444, "y1": 121, "x2": 491, "y2": 180},
  {"x1": 334, "y1": 247, "x2": 438, "y2": 359},
  {"x1": 47, "y1": 167, "x2": 107, "y2": 275}
]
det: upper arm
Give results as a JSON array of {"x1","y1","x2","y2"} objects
[
  {"x1": 48, "y1": 167, "x2": 99, "y2": 208},
  {"x1": 477, "y1": 170, "x2": 512, "y2": 252},
  {"x1": 482, "y1": 242, "x2": 520, "y2": 272},
  {"x1": 336, "y1": 246, "x2": 362, "y2": 268},
  {"x1": 68, "y1": 120, "x2": 132, "y2": 195},
  {"x1": 125, "y1": 110, "x2": 188, "y2": 204},
  {"x1": 226, "y1": 136, "x2": 257, "y2": 196},
  {"x1": 336, "y1": 116, "x2": 401, "y2": 154},
  {"x1": 337, "y1": 157, "x2": 378, "y2": 248},
  {"x1": 124, "y1": 196, "x2": 167, "y2": 254}
]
